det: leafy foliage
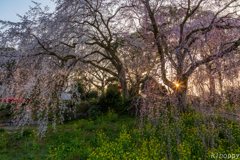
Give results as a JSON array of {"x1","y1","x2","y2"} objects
[
  {"x1": 107, "y1": 108, "x2": 118, "y2": 122},
  {"x1": 0, "y1": 128, "x2": 5, "y2": 133},
  {"x1": 22, "y1": 130, "x2": 33, "y2": 137},
  {"x1": 77, "y1": 81, "x2": 85, "y2": 96},
  {"x1": 85, "y1": 90, "x2": 98, "y2": 100},
  {"x1": 75, "y1": 102, "x2": 90, "y2": 113},
  {"x1": 0, "y1": 111, "x2": 240, "y2": 159},
  {"x1": 98, "y1": 84, "x2": 122, "y2": 113},
  {"x1": 2, "y1": 103, "x2": 12, "y2": 117},
  {"x1": 87, "y1": 106, "x2": 101, "y2": 120}
]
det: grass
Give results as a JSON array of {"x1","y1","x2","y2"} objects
[{"x1": 0, "y1": 107, "x2": 240, "y2": 160}]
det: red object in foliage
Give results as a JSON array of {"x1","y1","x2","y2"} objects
[
  {"x1": 0, "y1": 97, "x2": 26, "y2": 103},
  {"x1": 117, "y1": 86, "x2": 122, "y2": 90}
]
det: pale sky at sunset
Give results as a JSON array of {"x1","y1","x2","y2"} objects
[{"x1": 0, "y1": 0, "x2": 56, "y2": 22}]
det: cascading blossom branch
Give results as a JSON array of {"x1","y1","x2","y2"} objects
[
  {"x1": 0, "y1": 0, "x2": 240, "y2": 135},
  {"x1": 0, "y1": 2, "x2": 82, "y2": 137}
]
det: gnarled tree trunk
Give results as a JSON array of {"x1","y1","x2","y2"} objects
[
  {"x1": 118, "y1": 67, "x2": 129, "y2": 99},
  {"x1": 175, "y1": 79, "x2": 189, "y2": 113},
  {"x1": 218, "y1": 71, "x2": 224, "y2": 105},
  {"x1": 206, "y1": 63, "x2": 216, "y2": 107}
]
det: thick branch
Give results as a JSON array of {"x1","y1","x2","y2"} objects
[
  {"x1": 179, "y1": 0, "x2": 204, "y2": 44},
  {"x1": 183, "y1": 38, "x2": 240, "y2": 79},
  {"x1": 145, "y1": 1, "x2": 175, "y2": 89},
  {"x1": 32, "y1": 34, "x2": 76, "y2": 62},
  {"x1": 83, "y1": 60, "x2": 118, "y2": 77}
]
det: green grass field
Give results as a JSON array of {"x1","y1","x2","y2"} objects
[{"x1": 0, "y1": 108, "x2": 240, "y2": 160}]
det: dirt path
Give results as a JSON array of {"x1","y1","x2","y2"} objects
[
  {"x1": 0, "y1": 123, "x2": 40, "y2": 133},
  {"x1": 192, "y1": 106, "x2": 240, "y2": 122}
]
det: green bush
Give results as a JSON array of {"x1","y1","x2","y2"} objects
[
  {"x1": 117, "y1": 98, "x2": 133, "y2": 115},
  {"x1": 98, "y1": 93, "x2": 107, "y2": 112},
  {"x1": 0, "y1": 128, "x2": 5, "y2": 133},
  {"x1": 3, "y1": 103, "x2": 11, "y2": 117},
  {"x1": 48, "y1": 112, "x2": 55, "y2": 121},
  {"x1": 63, "y1": 109, "x2": 76, "y2": 122},
  {"x1": 76, "y1": 102, "x2": 91, "y2": 113},
  {"x1": 98, "y1": 84, "x2": 122, "y2": 113},
  {"x1": 107, "y1": 108, "x2": 118, "y2": 122},
  {"x1": 89, "y1": 98, "x2": 98, "y2": 107},
  {"x1": 62, "y1": 102, "x2": 77, "y2": 122},
  {"x1": 77, "y1": 81, "x2": 85, "y2": 95},
  {"x1": 76, "y1": 113, "x2": 88, "y2": 119},
  {"x1": 97, "y1": 84, "x2": 135, "y2": 116},
  {"x1": 86, "y1": 90, "x2": 98, "y2": 100},
  {"x1": 87, "y1": 106, "x2": 101, "y2": 120},
  {"x1": 22, "y1": 130, "x2": 33, "y2": 137}
]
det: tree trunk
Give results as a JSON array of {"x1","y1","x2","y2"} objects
[
  {"x1": 209, "y1": 75, "x2": 215, "y2": 106},
  {"x1": 175, "y1": 80, "x2": 188, "y2": 113},
  {"x1": 118, "y1": 67, "x2": 129, "y2": 99},
  {"x1": 218, "y1": 71, "x2": 224, "y2": 105},
  {"x1": 129, "y1": 79, "x2": 141, "y2": 98},
  {"x1": 100, "y1": 79, "x2": 106, "y2": 95},
  {"x1": 206, "y1": 64, "x2": 215, "y2": 107}
]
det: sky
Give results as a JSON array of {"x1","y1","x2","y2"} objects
[{"x1": 0, "y1": 0, "x2": 56, "y2": 22}]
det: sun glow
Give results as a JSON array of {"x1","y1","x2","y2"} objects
[{"x1": 174, "y1": 81, "x2": 186, "y2": 92}]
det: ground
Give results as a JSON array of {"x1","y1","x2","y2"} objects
[{"x1": 0, "y1": 106, "x2": 240, "y2": 159}]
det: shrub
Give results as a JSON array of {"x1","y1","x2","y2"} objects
[
  {"x1": 98, "y1": 85, "x2": 135, "y2": 115},
  {"x1": 98, "y1": 84, "x2": 122, "y2": 113},
  {"x1": 76, "y1": 102, "x2": 91, "y2": 113},
  {"x1": 77, "y1": 81, "x2": 85, "y2": 95},
  {"x1": 0, "y1": 128, "x2": 5, "y2": 133},
  {"x1": 107, "y1": 108, "x2": 118, "y2": 122},
  {"x1": 0, "y1": 133, "x2": 7, "y2": 152},
  {"x1": 63, "y1": 108, "x2": 76, "y2": 122},
  {"x1": 22, "y1": 130, "x2": 33, "y2": 137},
  {"x1": 98, "y1": 93, "x2": 107, "y2": 112},
  {"x1": 87, "y1": 98, "x2": 102, "y2": 119},
  {"x1": 87, "y1": 106, "x2": 101, "y2": 120},
  {"x1": 86, "y1": 90, "x2": 98, "y2": 100},
  {"x1": 117, "y1": 98, "x2": 133, "y2": 115},
  {"x1": 3, "y1": 103, "x2": 12, "y2": 117},
  {"x1": 76, "y1": 113, "x2": 88, "y2": 119},
  {"x1": 48, "y1": 112, "x2": 55, "y2": 121},
  {"x1": 89, "y1": 98, "x2": 98, "y2": 107}
]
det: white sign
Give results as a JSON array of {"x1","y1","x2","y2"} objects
[{"x1": 61, "y1": 93, "x2": 72, "y2": 100}]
